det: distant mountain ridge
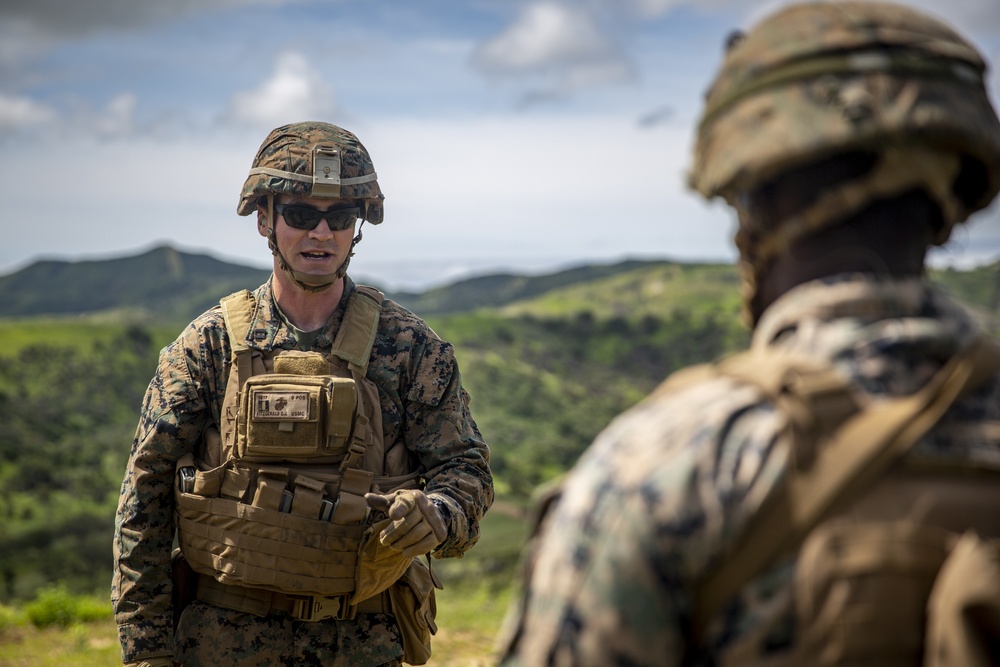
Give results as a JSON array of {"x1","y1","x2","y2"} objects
[
  {"x1": 388, "y1": 258, "x2": 676, "y2": 316},
  {"x1": 0, "y1": 246, "x2": 270, "y2": 320},
  {"x1": 0, "y1": 246, "x2": 685, "y2": 321},
  {"x1": 2, "y1": 245, "x2": 1000, "y2": 329}
]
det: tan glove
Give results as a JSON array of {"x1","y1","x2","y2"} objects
[
  {"x1": 364, "y1": 489, "x2": 448, "y2": 557},
  {"x1": 124, "y1": 657, "x2": 174, "y2": 667}
]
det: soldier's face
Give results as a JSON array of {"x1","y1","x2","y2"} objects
[{"x1": 262, "y1": 194, "x2": 358, "y2": 277}]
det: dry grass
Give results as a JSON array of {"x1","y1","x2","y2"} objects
[{"x1": 0, "y1": 583, "x2": 511, "y2": 666}]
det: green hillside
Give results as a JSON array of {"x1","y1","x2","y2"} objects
[
  {"x1": 1, "y1": 248, "x2": 999, "y2": 607},
  {"x1": 3, "y1": 246, "x2": 997, "y2": 329},
  {"x1": 498, "y1": 261, "x2": 743, "y2": 321},
  {"x1": 931, "y1": 260, "x2": 1000, "y2": 331},
  {"x1": 0, "y1": 251, "x2": 750, "y2": 605},
  {"x1": 388, "y1": 259, "x2": 675, "y2": 315},
  {"x1": 0, "y1": 246, "x2": 270, "y2": 321}
]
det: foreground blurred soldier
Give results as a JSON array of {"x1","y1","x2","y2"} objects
[
  {"x1": 499, "y1": 3, "x2": 1000, "y2": 665},
  {"x1": 113, "y1": 121, "x2": 493, "y2": 667}
]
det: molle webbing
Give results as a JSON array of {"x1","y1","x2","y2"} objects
[
  {"x1": 692, "y1": 336, "x2": 1000, "y2": 638},
  {"x1": 175, "y1": 462, "x2": 421, "y2": 598},
  {"x1": 177, "y1": 284, "x2": 412, "y2": 599},
  {"x1": 177, "y1": 490, "x2": 367, "y2": 596}
]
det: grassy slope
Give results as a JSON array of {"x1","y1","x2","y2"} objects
[
  {"x1": 0, "y1": 509, "x2": 523, "y2": 665},
  {"x1": 0, "y1": 318, "x2": 180, "y2": 360},
  {"x1": 3, "y1": 259, "x2": 1000, "y2": 662},
  {"x1": 498, "y1": 261, "x2": 743, "y2": 321}
]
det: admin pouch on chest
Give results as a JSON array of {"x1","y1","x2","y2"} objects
[
  {"x1": 679, "y1": 336, "x2": 1000, "y2": 666},
  {"x1": 173, "y1": 286, "x2": 441, "y2": 663},
  {"x1": 238, "y1": 360, "x2": 358, "y2": 462}
]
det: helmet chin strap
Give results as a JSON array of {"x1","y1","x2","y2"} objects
[{"x1": 263, "y1": 195, "x2": 365, "y2": 293}]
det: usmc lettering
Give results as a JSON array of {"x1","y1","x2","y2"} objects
[{"x1": 252, "y1": 391, "x2": 310, "y2": 420}]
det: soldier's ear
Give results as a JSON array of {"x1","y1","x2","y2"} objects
[{"x1": 257, "y1": 207, "x2": 270, "y2": 237}]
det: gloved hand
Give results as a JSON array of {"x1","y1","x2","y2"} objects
[
  {"x1": 124, "y1": 657, "x2": 174, "y2": 667},
  {"x1": 364, "y1": 489, "x2": 448, "y2": 557}
]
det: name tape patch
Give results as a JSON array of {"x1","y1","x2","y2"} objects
[{"x1": 252, "y1": 391, "x2": 311, "y2": 420}]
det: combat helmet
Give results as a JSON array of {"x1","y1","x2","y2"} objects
[
  {"x1": 238, "y1": 121, "x2": 385, "y2": 291},
  {"x1": 688, "y1": 1, "x2": 1000, "y2": 323}
]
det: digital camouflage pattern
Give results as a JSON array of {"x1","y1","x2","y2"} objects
[
  {"x1": 237, "y1": 121, "x2": 385, "y2": 223},
  {"x1": 497, "y1": 275, "x2": 1000, "y2": 666},
  {"x1": 688, "y1": 2, "x2": 1000, "y2": 214},
  {"x1": 113, "y1": 276, "x2": 493, "y2": 665},
  {"x1": 175, "y1": 601, "x2": 402, "y2": 667}
]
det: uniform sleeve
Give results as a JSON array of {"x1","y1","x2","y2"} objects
[
  {"x1": 111, "y1": 325, "x2": 213, "y2": 663},
  {"x1": 402, "y1": 336, "x2": 493, "y2": 558},
  {"x1": 497, "y1": 458, "x2": 689, "y2": 667},
  {"x1": 499, "y1": 375, "x2": 789, "y2": 667}
]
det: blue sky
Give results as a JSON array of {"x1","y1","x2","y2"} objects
[{"x1": 2, "y1": 0, "x2": 1000, "y2": 290}]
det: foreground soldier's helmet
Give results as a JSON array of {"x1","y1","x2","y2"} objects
[
  {"x1": 689, "y1": 1, "x2": 1000, "y2": 323},
  {"x1": 237, "y1": 122, "x2": 384, "y2": 291},
  {"x1": 238, "y1": 121, "x2": 384, "y2": 223}
]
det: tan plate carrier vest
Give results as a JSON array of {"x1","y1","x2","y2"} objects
[
  {"x1": 173, "y1": 286, "x2": 426, "y2": 623},
  {"x1": 679, "y1": 336, "x2": 1000, "y2": 666}
]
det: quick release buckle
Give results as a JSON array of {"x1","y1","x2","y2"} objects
[{"x1": 289, "y1": 594, "x2": 356, "y2": 622}]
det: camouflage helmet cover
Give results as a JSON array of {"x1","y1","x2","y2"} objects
[
  {"x1": 237, "y1": 121, "x2": 384, "y2": 223},
  {"x1": 689, "y1": 1, "x2": 1000, "y2": 219}
]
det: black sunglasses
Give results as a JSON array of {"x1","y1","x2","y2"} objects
[{"x1": 274, "y1": 203, "x2": 361, "y2": 231}]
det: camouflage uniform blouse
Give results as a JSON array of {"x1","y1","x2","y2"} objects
[
  {"x1": 112, "y1": 276, "x2": 493, "y2": 665},
  {"x1": 499, "y1": 274, "x2": 1000, "y2": 666}
]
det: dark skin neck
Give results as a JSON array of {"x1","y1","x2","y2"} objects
[{"x1": 751, "y1": 192, "x2": 937, "y2": 320}]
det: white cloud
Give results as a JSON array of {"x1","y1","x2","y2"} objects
[
  {"x1": 0, "y1": 93, "x2": 57, "y2": 132},
  {"x1": 470, "y1": 0, "x2": 1000, "y2": 102},
  {"x1": 356, "y1": 114, "x2": 732, "y2": 270},
  {"x1": 226, "y1": 51, "x2": 336, "y2": 127},
  {"x1": 0, "y1": 90, "x2": 144, "y2": 140},
  {"x1": 94, "y1": 93, "x2": 138, "y2": 138},
  {"x1": 473, "y1": 2, "x2": 635, "y2": 97},
  {"x1": 0, "y1": 112, "x2": 736, "y2": 286},
  {"x1": 3, "y1": 109, "x2": 1000, "y2": 290},
  {"x1": 476, "y1": 3, "x2": 609, "y2": 70}
]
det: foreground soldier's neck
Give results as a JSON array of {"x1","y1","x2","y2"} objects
[{"x1": 271, "y1": 267, "x2": 346, "y2": 333}]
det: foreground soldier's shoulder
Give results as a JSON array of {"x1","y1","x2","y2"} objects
[
  {"x1": 159, "y1": 307, "x2": 230, "y2": 365},
  {"x1": 192, "y1": 304, "x2": 226, "y2": 328},
  {"x1": 378, "y1": 298, "x2": 445, "y2": 343},
  {"x1": 180, "y1": 306, "x2": 228, "y2": 340}
]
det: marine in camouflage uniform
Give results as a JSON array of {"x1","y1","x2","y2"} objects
[
  {"x1": 498, "y1": 3, "x2": 1000, "y2": 666},
  {"x1": 112, "y1": 122, "x2": 493, "y2": 667}
]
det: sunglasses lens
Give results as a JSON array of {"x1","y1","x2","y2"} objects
[
  {"x1": 279, "y1": 206, "x2": 317, "y2": 229},
  {"x1": 325, "y1": 208, "x2": 360, "y2": 231},
  {"x1": 277, "y1": 204, "x2": 360, "y2": 231}
]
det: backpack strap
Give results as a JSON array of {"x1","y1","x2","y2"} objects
[
  {"x1": 692, "y1": 335, "x2": 1000, "y2": 639},
  {"x1": 220, "y1": 290, "x2": 257, "y2": 387},
  {"x1": 330, "y1": 285, "x2": 383, "y2": 375}
]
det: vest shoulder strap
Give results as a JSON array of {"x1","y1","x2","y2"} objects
[
  {"x1": 220, "y1": 290, "x2": 257, "y2": 385},
  {"x1": 329, "y1": 285, "x2": 384, "y2": 374},
  {"x1": 220, "y1": 289, "x2": 256, "y2": 353},
  {"x1": 691, "y1": 335, "x2": 1000, "y2": 638},
  {"x1": 218, "y1": 285, "x2": 384, "y2": 375}
]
